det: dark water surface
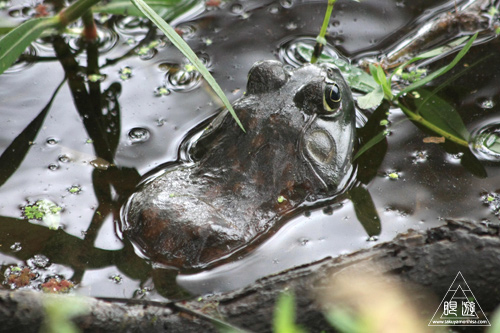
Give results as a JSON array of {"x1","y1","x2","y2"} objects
[{"x1": 0, "y1": 0, "x2": 499, "y2": 300}]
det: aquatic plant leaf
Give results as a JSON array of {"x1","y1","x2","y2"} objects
[
  {"x1": 273, "y1": 292, "x2": 305, "y2": 333},
  {"x1": 349, "y1": 186, "x2": 381, "y2": 237},
  {"x1": 295, "y1": 43, "x2": 377, "y2": 93},
  {"x1": 130, "y1": 0, "x2": 245, "y2": 132},
  {"x1": 414, "y1": 89, "x2": 470, "y2": 141},
  {"x1": 94, "y1": 0, "x2": 198, "y2": 20},
  {"x1": 0, "y1": 17, "x2": 57, "y2": 75},
  {"x1": 354, "y1": 129, "x2": 389, "y2": 161},
  {"x1": 357, "y1": 85, "x2": 384, "y2": 110},
  {"x1": 397, "y1": 33, "x2": 477, "y2": 97}
]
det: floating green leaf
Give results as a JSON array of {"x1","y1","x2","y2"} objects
[
  {"x1": 130, "y1": 0, "x2": 245, "y2": 132},
  {"x1": 93, "y1": 0, "x2": 198, "y2": 20},
  {"x1": 0, "y1": 17, "x2": 58, "y2": 75},
  {"x1": 413, "y1": 89, "x2": 470, "y2": 141},
  {"x1": 357, "y1": 85, "x2": 384, "y2": 110}
]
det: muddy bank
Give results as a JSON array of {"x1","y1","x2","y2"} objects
[{"x1": 1, "y1": 220, "x2": 499, "y2": 332}]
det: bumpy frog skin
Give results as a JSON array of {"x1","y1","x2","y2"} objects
[{"x1": 121, "y1": 60, "x2": 355, "y2": 269}]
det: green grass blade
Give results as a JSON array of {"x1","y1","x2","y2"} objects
[
  {"x1": 94, "y1": 0, "x2": 198, "y2": 20},
  {"x1": 0, "y1": 17, "x2": 58, "y2": 74},
  {"x1": 354, "y1": 129, "x2": 389, "y2": 160},
  {"x1": 397, "y1": 33, "x2": 478, "y2": 97},
  {"x1": 130, "y1": 0, "x2": 245, "y2": 132}
]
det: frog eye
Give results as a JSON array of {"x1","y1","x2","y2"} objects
[
  {"x1": 323, "y1": 83, "x2": 341, "y2": 112},
  {"x1": 247, "y1": 60, "x2": 288, "y2": 94}
]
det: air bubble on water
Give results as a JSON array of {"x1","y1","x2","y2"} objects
[
  {"x1": 109, "y1": 274, "x2": 123, "y2": 284},
  {"x1": 280, "y1": 0, "x2": 293, "y2": 8},
  {"x1": 230, "y1": 3, "x2": 243, "y2": 14},
  {"x1": 128, "y1": 127, "x2": 150, "y2": 144},
  {"x1": 286, "y1": 22, "x2": 297, "y2": 30},
  {"x1": 48, "y1": 164, "x2": 59, "y2": 171},
  {"x1": 28, "y1": 254, "x2": 49, "y2": 268},
  {"x1": 476, "y1": 98, "x2": 496, "y2": 109},
  {"x1": 268, "y1": 5, "x2": 279, "y2": 14},
  {"x1": 470, "y1": 122, "x2": 500, "y2": 161},
  {"x1": 412, "y1": 150, "x2": 428, "y2": 164},
  {"x1": 10, "y1": 242, "x2": 22, "y2": 252},
  {"x1": 46, "y1": 138, "x2": 59, "y2": 145},
  {"x1": 58, "y1": 155, "x2": 71, "y2": 163}
]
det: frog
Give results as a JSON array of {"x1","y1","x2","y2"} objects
[{"x1": 121, "y1": 60, "x2": 355, "y2": 269}]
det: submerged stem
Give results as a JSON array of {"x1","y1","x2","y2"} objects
[{"x1": 311, "y1": 0, "x2": 336, "y2": 64}]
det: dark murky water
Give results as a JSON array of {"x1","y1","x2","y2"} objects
[{"x1": 0, "y1": 0, "x2": 499, "y2": 300}]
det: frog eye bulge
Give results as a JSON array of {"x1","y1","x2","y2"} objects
[{"x1": 323, "y1": 83, "x2": 341, "y2": 112}]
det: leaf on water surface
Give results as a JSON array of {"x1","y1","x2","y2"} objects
[
  {"x1": 357, "y1": 85, "x2": 384, "y2": 110},
  {"x1": 413, "y1": 89, "x2": 470, "y2": 142},
  {"x1": 130, "y1": 0, "x2": 245, "y2": 132},
  {"x1": 348, "y1": 186, "x2": 381, "y2": 237},
  {"x1": 397, "y1": 32, "x2": 478, "y2": 97},
  {"x1": 0, "y1": 17, "x2": 58, "y2": 75},
  {"x1": 93, "y1": 0, "x2": 198, "y2": 20}
]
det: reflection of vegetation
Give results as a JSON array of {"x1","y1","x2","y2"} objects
[{"x1": 0, "y1": 0, "x2": 243, "y2": 129}]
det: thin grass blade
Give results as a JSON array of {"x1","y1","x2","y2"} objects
[
  {"x1": 130, "y1": 0, "x2": 245, "y2": 131},
  {"x1": 0, "y1": 17, "x2": 57, "y2": 74},
  {"x1": 397, "y1": 33, "x2": 477, "y2": 97}
]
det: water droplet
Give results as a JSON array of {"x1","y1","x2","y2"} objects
[
  {"x1": 280, "y1": 0, "x2": 293, "y2": 9},
  {"x1": 119, "y1": 66, "x2": 132, "y2": 80},
  {"x1": 46, "y1": 138, "x2": 59, "y2": 145},
  {"x1": 286, "y1": 22, "x2": 297, "y2": 30},
  {"x1": 268, "y1": 5, "x2": 279, "y2": 14},
  {"x1": 366, "y1": 235, "x2": 379, "y2": 242},
  {"x1": 230, "y1": 3, "x2": 243, "y2": 14},
  {"x1": 10, "y1": 242, "x2": 22, "y2": 252},
  {"x1": 476, "y1": 98, "x2": 496, "y2": 109},
  {"x1": 299, "y1": 238, "x2": 309, "y2": 246},
  {"x1": 109, "y1": 274, "x2": 122, "y2": 284},
  {"x1": 128, "y1": 127, "x2": 150, "y2": 144},
  {"x1": 58, "y1": 155, "x2": 71, "y2": 163},
  {"x1": 68, "y1": 185, "x2": 82, "y2": 194},
  {"x1": 154, "y1": 86, "x2": 170, "y2": 97},
  {"x1": 470, "y1": 123, "x2": 500, "y2": 161},
  {"x1": 323, "y1": 206, "x2": 333, "y2": 215},
  {"x1": 412, "y1": 150, "x2": 428, "y2": 164},
  {"x1": 28, "y1": 254, "x2": 49, "y2": 268},
  {"x1": 48, "y1": 164, "x2": 59, "y2": 171}
]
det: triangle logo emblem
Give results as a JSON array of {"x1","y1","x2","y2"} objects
[{"x1": 428, "y1": 271, "x2": 490, "y2": 326}]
